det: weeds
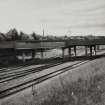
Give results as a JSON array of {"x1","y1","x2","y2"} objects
[
  {"x1": 2, "y1": 71, "x2": 105, "y2": 105},
  {"x1": 40, "y1": 74, "x2": 105, "y2": 105}
]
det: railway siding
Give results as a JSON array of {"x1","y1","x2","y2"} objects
[
  {"x1": 0, "y1": 50, "x2": 105, "y2": 99},
  {"x1": 1, "y1": 54, "x2": 105, "y2": 105},
  {"x1": 0, "y1": 60, "x2": 90, "y2": 99},
  {"x1": 0, "y1": 61, "x2": 80, "y2": 91}
]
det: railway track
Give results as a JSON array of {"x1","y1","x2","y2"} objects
[
  {"x1": 0, "y1": 60, "x2": 66, "y2": 83},
  {"x1": 0, "y1": 48, "x2": 85, "y2": 72},
  {"x1": 0, "y1": 56, "x2": 63, "y2": 73},
  {"x1": 0, "y1": 48, "x2": 103, "y2": 73},
  {"x1": 0, "y1": 59, "x2": 91, "y2": 99},
  {"x1": 0, "y1": 50, "x2": 105, "y2": 83},
  {"x1": 0, "y1": 65, "x2": 27, "y2": 73},
  {"x1": 0, "y1": 50, "x2": 105, "y2": 99}
]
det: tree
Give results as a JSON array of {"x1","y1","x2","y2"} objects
[
  {"x1": 31, "y1": 32, "x2": 39, "y2": 40},
  {"x1": 6, "y1": 28, "x2": 19, "y2": 40},
  {"x1": 19, "y1": 31, "x2": 29, "y2": 40}
]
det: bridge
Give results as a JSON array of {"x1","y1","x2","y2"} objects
[{"x1": 0, "y1": 39, "x2": 105, "y2": 62}]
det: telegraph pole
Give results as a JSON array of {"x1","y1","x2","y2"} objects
[{"x1": 43, "y1": 29, "x2": 45, "y2": 37}]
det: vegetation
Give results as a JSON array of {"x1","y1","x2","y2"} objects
[
  {"x1": 2, "y1": 73, "x2": 105, "y2": 105},
  {"x1": 0, "y1": 28, "x2": 105, "y2": 41},
  {"x1": 38, "y1": 74, "x2": 105, "y2": 105}
]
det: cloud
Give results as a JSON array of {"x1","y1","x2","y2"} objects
[{"x1": 74, "y1": 23, "x2": 105, "y2": 28}]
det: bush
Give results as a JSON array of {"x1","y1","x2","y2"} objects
[{"x1": 40, "y1": 74, "x2": 105, "y2": 105}]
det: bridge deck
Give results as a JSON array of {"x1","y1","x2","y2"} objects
[{"x1": 0, "y1": 39, "x2": 105, "y2": 49}]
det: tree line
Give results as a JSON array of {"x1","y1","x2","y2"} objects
[
  {"x1": 0, "y1": 28, "x2": 41, "y2": 41},
  {"x1": 0, "y1": 28, "x2": 105, "y2": 41}
]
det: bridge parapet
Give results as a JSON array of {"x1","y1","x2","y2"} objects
[
  {"x1": 15, "y1": 41, "x2": 65, "y2": 49},
  {"x1": 0, "y1": 41, "x2": 15, "y2": 49},
  {"x1": 0, "y1": 39, "x2": 105, "y2": 49},
  {"x1": 66, "y1": 39, "x2": 105, "y2": 46}
]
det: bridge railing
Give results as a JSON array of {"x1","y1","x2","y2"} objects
[
  {"x1": 0, "y1": 39, "x2": 105, "y2": 49},
  {"x1": 0, "y1": 41, "x2": 15, "y2": 48},
  {"x1": 66, "y1": 39, "x2": 105, "y2": 46},
  {"x1": 15, "y1": 41, "x2": 65, "y2": 49}
]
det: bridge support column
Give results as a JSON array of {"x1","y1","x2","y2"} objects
[
  {"x1": 74, "y1": 46, "x2": 76, "y2": 56},
  {"x1": 13, "y1": 49, "x2": 17, "y2": 61},
  {"x1": 90, "y1": 46, "x2": 92, "y2": 56},
  {"x1": 41, "y1": 49, "x2": 44, "y2": 59},
  {"x1": 85, "y1": 46, "x2": 88, "y2": 56},
  {"x1": 94, "y1": 45, "x2": 96, "y2": 56},
  {"x1": 32, "y1": 50, "x2": 35, "y2": 59},
  {"x1": 68, "y1": 47, "x2": 71, "y2": 57},
  {"x1": 97, "y1": 45, "x2": 100, "y2": 50},
  {"x1": 62, "y1": 48, "x2": 65, "y2": 58},
  {"x1": 22, "y1": 51, "x2": 26, "y2": 63}
]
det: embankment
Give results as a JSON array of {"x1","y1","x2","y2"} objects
[{"x1": 1, "y1": 57, "x2": 105, "y2": 105}]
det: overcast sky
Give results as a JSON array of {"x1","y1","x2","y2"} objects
[{"x1": 0, "y1": 0, "x2": 105, "y2": 36}]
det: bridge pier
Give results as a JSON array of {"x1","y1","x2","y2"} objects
[
  {"x1": 62, "y1": 48, "x2": 65, "y2": 58},
  {"x1": 68, "y1": 47, "x2": 71, "y2": 57},
  {"x1": 90, "y1": 46, "x2": 93, "y2": 56},
  {"x1": 32, "y1": 50, "x2": 35, "y2": 59},
  {"x1": 94, "y1": 45, "x2": 96, "y2": 55},
  {"x1": 13, "y1": 49, "x2": 17, "y2": 61},
  {"x1": 41, "y1": 49, "x2": 44, "y2": 59},
  {"x1": 97, "y1": 45, "x2": 100, "y2": 50},
  {"x1": 22, "y1": 51, "x2": 26, "y2": 63},
  {"x1": 89, "y1": 45, "x2": 96, "y2": 56},
  {"x1": 85, "y1": 46, "x2": 88, "y2": 56},
  {"x1": 74, "y1": 46, "x2": 76, "y2": 56}
]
